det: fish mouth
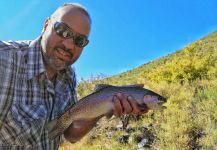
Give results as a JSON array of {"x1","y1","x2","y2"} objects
[
  {"x1": 157, "y1": 95, "x2": 167, "y2": 107},
  {"x1": 157, "y1": 100, "x2": 166, "y2": 106},
  {"x1": 158, "y1": 96, "x2": 167, "y2": 103},
  {"x1": 156, "y1": 96, "x2": 167, "y2": 110}
]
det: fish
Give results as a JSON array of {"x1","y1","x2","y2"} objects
[{"x1": 46, "y1": 84, "x2": 167, "y2": 139}]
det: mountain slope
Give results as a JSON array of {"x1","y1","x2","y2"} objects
[
  {"x1": 108, "y1": 31, "x2": 217, "y2": 84},
  {"x1": 61, "y1": 31, "x2": 217, "y2": 150}
]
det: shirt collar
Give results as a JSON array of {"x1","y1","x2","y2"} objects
[{"x1": 27, "y1": 36, "x2": 46, "y2": 80}]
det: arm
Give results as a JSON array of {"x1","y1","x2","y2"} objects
[{"x1": 64, "y1": 117, "x2": 99, "y2": 143}]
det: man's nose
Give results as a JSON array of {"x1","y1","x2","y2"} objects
[{"x1": 62, "y1": 38, "x2": 76, "y2": 52}]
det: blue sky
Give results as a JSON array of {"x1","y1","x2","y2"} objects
[{"x1": 1, "y1": 0, "x2": 217, "y2": 80}]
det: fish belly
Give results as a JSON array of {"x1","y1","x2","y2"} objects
[{"x1": 74, "y1": 100, "x2": 114, "y2": 120}]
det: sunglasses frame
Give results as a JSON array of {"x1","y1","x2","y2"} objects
[{"x1": 53, "y1": 21, "x2": 89, "y2": 48}]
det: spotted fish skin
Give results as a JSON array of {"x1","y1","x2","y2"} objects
[{"x1": 46, "y1": 84, "x2": 167, "y2": 139}]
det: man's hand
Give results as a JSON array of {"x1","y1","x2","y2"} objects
[{"x1": 112, "y1": 84, "x2": 149, "y2": 117}]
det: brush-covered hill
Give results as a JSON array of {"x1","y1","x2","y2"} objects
[
  {"x1": 104, "y1": 31, "x2": 217, "y2": 84},
  {"x1": 60, "y1": 31, "x2": 217, "y2": 150}
]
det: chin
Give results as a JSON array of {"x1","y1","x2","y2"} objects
[{"x1": 50, "y1": 65, "x2": 66, "y2": 72}]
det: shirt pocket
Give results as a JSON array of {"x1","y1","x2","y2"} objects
[{"x1": 9, "y1": 102, "x2": 48, "y2": 146}]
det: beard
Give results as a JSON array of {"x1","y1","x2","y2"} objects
[
  {"x1": 40, "y1": 35, "x2": 82, "y2": 73},
  {"x1": 41, "y1": 46, "x2": 73, "y2": 72}
]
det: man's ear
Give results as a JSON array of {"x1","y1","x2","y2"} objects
[{"x1": 42, "y1": 18, "x2": 50, "y2": 33}]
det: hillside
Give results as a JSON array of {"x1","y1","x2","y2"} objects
[
  {"x1": 60, "y1": 31, "x2": 217, "y2": 150},
  {"x1": 106, "y1": 31, "x2": 217, "y2": 85}
]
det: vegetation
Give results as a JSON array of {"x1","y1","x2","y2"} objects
[{"x1": 59, "y1": 31, "x2": 217, "y2": 150}]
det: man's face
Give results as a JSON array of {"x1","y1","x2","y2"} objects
[{"x1": 41, "y1": 8, "x2": 90, "y2": 72}]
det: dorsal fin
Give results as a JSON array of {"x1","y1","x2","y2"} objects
[
  {"x1": 120, "y1": 84, "x2": 144, "y2": 88},
  {"x1": 94, "y1": 84, "x2": 113, "y2": 92}
]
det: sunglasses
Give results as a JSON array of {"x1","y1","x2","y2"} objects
[{"x1": 53, "y1": 21, "x2": 89, "y2": 48}]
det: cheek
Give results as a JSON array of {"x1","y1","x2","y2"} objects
[
  {"x1": 76, "y1": 49, "x2": 83, "y2": 57},
  {"x1": 76, "y1": 49, "x2": 84, "y2": 58},
  {"x1": 70, "y1": 49, "x2": 83, "y2": 63},
  {"x1": 43, "y1": 30, "x2": 61, "y2": 51},
  {"x1": 47, "y1": 36, "x2": 59, "y2": 49}
]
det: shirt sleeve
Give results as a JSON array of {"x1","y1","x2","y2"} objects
[
  {"x1": 0, "y1": 41, "x2": 48, "y2": 147},
  {"x1": 0, "y1": 47, "x2": 17, "y2": 130}
]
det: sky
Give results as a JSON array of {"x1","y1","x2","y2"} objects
[{"x1": 1, "y1": 0, "x2": 217, "y2": 80}]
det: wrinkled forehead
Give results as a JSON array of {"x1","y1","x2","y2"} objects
[{"x1": 52, "y1": 7, "x2": 91, "y2": 36}]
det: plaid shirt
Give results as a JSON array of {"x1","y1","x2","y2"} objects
[{"x1": 0, "y1": 37, "x2": 77, "y2": 150}]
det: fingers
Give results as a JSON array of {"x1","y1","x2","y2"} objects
[
  {"x1": 113, "y1": 95, "x2": 122, "y2": 117},
  {"x1": 113, "y1": 93, "x2": 149, "y2": 117},
  {"x1": 116, "y1": 93, "x2": 132, "y2": 114},
  {"x1": 128, "y1": 96, "x2": 149, "y2": 115},
  {"x1": 113, "y1": 93, "x2": 132, "y2": 117},
  {"x1": 127, "y1": 96, "x2": 141, "y2": 114}
]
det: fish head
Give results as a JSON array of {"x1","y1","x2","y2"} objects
[{"x1": 141, "y1": 89, "x2": 167, "y2": 110}]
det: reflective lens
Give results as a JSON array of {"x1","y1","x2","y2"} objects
[{"x1": 53, "y1": 22, "x2": 89, "y2": 48}]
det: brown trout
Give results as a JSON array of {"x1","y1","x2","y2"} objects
[{"x1": 46, "y1": 84, "x2": 167, "y2": 139}]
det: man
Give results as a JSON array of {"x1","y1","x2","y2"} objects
[{"x1": 0, "y1": 3, "x2": 148, "y2": 150}]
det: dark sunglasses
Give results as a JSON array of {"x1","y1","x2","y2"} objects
[{"x1": 53, "y1": 22, "x2": 89, "y2": 48}]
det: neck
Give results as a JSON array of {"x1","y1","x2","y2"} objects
[
  {"x1": 41, "y1": 53, "x2": 57, "y2": 80},
  {"x1": 44, "y1": 64, "x2": 57, "y2": 80}
]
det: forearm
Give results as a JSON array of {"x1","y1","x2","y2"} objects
[{"x1": 63, "y1": 118, "x2": 99, "y2": 143}]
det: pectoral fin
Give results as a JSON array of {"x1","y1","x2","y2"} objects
[
  {"x1": 105, "y1": 111, "x2": 113, "y2": 119},
  {"x1": 72, "y1": 119, "x2": 88, "y2": 128}
]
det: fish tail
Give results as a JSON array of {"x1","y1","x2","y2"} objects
[{"x1": 46, "y1": 119, "x2": 64, "y2": 139}]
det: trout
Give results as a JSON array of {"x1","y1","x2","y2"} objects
[{"x1": 46, "y1": 84, "x2": 167, "y2": 139}]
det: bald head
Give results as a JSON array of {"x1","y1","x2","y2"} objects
[
  {"x1": 51, "y1": 3, "x2": 91, "y2": 25},
  {"x1": 40, "y1": 3, "x2": 91, "y2": 75}
]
